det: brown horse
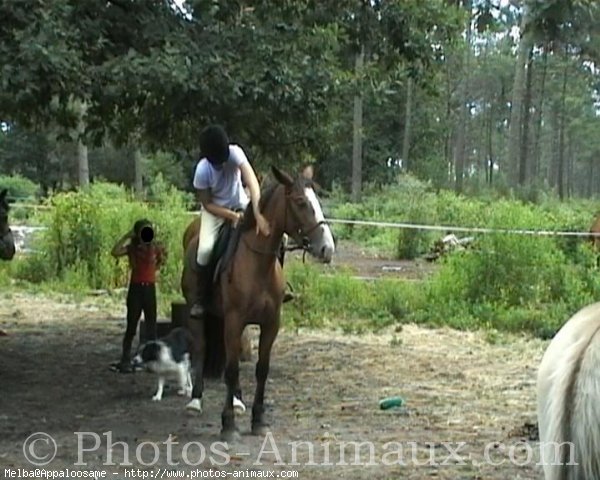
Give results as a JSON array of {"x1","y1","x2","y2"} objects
[
  {"x1": 181, "y1": 216, "x2": 253, "y2": 363},
  {"x1": 181, "y1": 165, "x2": 335, "y2": 441}
]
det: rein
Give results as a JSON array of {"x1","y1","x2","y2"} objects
[
  {"x1": 241, "y1": 187, "x2": 326, "y2": 262},
  {"x1": 242, "y1": 235, "x2": 280, "y2": 257}
]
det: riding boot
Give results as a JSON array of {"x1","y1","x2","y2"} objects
[{"x1": 190, "y1": 264, "x2": 212, "y2": 319}]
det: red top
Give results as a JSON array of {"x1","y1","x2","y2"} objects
[{"x1": 127, "y1": 242, "x2": 166, "y2": 284}]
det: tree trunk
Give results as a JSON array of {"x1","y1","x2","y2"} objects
[
  {"x1": 532, "y1": 44, "x2": 548, "y2": 180},
  {"x1": 557, "y1": 55, "x2": 569, "y2": 201},
  {"x1": 351, "y1": 46, "x2": 364, "y2": 203},
  {"x1": 454, "y1": 0, "x2": 472, "y2": 194},
  {"x1": 133, "y1": 148, "x2": 144, "y2": 198},
  {"x1": 402, "y1": 76, "x2": 414, "y2": 172},
  {"x1": 77, "y1": 141, "x2": 89, "y2": 190},
  {"x1": 507, "y1": 13, "x2": 532, "y2": 186},
  {"x1": 443, "y1": 59, "x2": 453, "y2": 183},
  {"x1": 588, "y1": 152, "x2": 596, "y2": 197},
  {"x1": 566, "y1": 135, "x2": 574, "y2": 198},
  {"x1": 549, "y1": 102, "x2": 560, "y2": 191},
  {"x1": 75, "y1": 100, "x2": 89, "y2": 189},
  {"x1": 519, "y1": 47, "x2": 534, "y2": 186},
  {"x1": 487, "y1": 104, "x2": 494, "y2": 185}
]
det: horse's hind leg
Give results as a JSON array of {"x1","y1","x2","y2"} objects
[
  {"x1": 252, "y1": 318, "x2": 280, "y2": 436},
  {"x1": 221, "y1": 317, "x2": 244, "y2": 442},
  {"x1": 185, "y1": 317, "x2": 206, "y2": 413}
]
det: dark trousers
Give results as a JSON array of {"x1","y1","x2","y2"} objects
[{"x1": 120, "y1": 283, "x2": 157, "y2": 363}]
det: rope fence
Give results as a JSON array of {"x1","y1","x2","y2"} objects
[
  {"x1": 323, "y1": 218, "x2": 600, "y2": 238},
  {"x1": 10, "y1": 203, "x2": 600, "y2": 238},
  {"x1": 181, "y1": 210, "x2": 600, "y2": 238}
]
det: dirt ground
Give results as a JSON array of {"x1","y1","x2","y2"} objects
[
  {"x1": 0, "y1": 285, "x2": 547, "y2": 479},
  {"x1": 289, "y1": 239, "x2": 439, "y2": 282}
]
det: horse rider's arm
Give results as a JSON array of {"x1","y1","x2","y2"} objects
[
  {"x1": 111, "y1": 231, "x2": 132, "y2": 258},
  {"x1": 239, "y1": 161, "x2": 262, "y2": 217},
  {"x1": 197, "y1": 189, "x2": 240, "y2": 223}
]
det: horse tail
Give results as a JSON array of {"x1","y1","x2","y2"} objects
[
  {"x1": 537, "y1": 304, "x2": 600, "y2": 480},
  {"x1": 202, "y1": 313, "x2": 226, "y2": 378}
]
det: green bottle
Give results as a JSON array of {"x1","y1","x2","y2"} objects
[{"x1": 379, "y1": 396, "x2": 405, "y2": 410}]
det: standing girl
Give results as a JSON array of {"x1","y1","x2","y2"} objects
[{"x1": 110, "y1": 219, "x2": 166, "y2": 373}]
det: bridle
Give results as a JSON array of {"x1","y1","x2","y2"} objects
[{"x1": 242, "y1": 185, "x2": 327, "y2": 259}]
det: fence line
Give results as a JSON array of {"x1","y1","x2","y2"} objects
[
  {"x1": 181, "y1": 211, "x2": 600, "y2": 238},
  {"x1": 323, "y1": 218, "x2": 600, "y2": 238},
  {"x1": 11, "y1": 204, "x2": 600, "y2": 238}
]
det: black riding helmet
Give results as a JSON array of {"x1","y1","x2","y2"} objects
[{"x1": 199, "y1": 124, "x2": 230, "y2": 165}]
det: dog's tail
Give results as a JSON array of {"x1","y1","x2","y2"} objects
[{"x1": 538, "y1": 305, "x2": 600, "y2": 479}]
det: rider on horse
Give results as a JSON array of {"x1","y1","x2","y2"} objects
[{"x1": 190, "y1": 125, "x2": 294, "y2": 319}]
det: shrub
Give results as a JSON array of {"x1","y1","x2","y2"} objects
[
  {"x1": 8, "y1": 176, "x2": 600, "y2": 340},
  {"x1": 284, "y1": 261, "x2": 425, "y2": 333},
  {"x1": 15, "y1": 181, "x2": 194, "y2": 296},
  {"x1": 0, "y1": 174, "x2": 40, "y2": 199}
]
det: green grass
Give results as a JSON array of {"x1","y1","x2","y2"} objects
[{"x1": 5, "y1": 176, "x2": 600, "y2": 340}]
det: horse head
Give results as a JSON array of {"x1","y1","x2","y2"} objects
[
  {"x1": 0, "y1": 189, "x2": 15, "y2": 261},
  {"x1": 271, "y1": 165, "x2": 335, "y2": 264}
]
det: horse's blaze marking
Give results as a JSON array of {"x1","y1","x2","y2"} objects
[
  {"x1": 304, "y1": 187, "x2": 325, "y2": 223},
  {"x1": 304, "y1": 187, "x2": 335, "y2": 250}
]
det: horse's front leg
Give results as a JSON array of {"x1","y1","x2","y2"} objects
[
  {"x1": 185, "y1": 316, "x2": 206, "y2": 413},
  {"x1": 252, "y1": 310, "x2": 280, "y2": 436},
  {"x1": 221, "y1": 314, "x2": 244, "y2": 442}
]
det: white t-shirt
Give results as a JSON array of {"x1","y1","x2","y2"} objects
[{"x1": 193, "y1": 144, "x2": 249, "y2": 209}]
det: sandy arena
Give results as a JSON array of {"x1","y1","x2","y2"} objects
[{"x1": 0, "y1": 288, "x2": 547, "y2": 479}]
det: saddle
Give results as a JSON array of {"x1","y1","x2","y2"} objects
[{"x1": 207, "y1": 220, "x2": 244, "y2": 285}]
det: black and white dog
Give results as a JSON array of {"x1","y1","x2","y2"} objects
[{"x1": 132, "y1": 327, "x2": 193, "y2": 402}]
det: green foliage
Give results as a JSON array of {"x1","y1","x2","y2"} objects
[
  {"x1": 282, "y1": 233, "x2": 600, "y2": 339},
  {"x1": 0, "y1": 174, "x2": 39, "y2": 199},
  {"x1": 316, "y1": 178, "x2": 600, "y2": 338},
  {"x1": 14, "y1": 182, "x2": 193, "y2": 298},
  {"x1": 0, "y1": 174, "x2": 40, "y2": 224},
  {"x1": 332, "y1": 174, "x2": 597, "y2": 260},
  {"x1": 4, "y1": 177, "x2": 600, "y2": 340},
  {"x1": 0, "y1": 174, "x2": 42, "y2": 222},
  {"x1": 143, "y1": 151, "x2": 190, "y2": 191},
  {"x1": 284, "y1": 262, "x2": 424, "y2": 333}
]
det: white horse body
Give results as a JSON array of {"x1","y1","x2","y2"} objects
[{"x1": 537, "y1": 302, "x2": 600, "y2": 479}]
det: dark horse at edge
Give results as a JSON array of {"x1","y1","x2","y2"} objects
[
  {"x1": 0, "y1": 189, "x2": 16, "y2": 261},
  {"x1": 0, "y1": 189, "x2": 16, "y2": 336},
  {"x1": 181, "y1": 166, "x2": 335, "y2": 441}
]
